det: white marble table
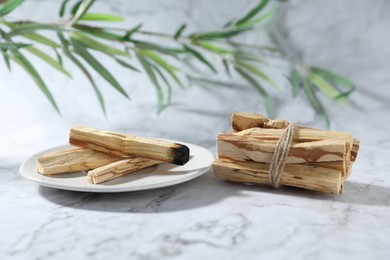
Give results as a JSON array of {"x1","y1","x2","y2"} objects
[{"x1": 1, "y1": 1, "x2": 390, "y2": 259}]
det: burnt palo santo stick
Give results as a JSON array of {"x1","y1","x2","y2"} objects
[{"x1": 69, "y1": 125, "x2": 190, "y2": 165}]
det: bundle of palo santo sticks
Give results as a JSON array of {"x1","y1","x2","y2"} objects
[
  {"x1": 212, "y1": 112, "x2": 360, "y2": 194},
  {"x1": 36, "y1": 126, "x2": 190, "y2": 184}
]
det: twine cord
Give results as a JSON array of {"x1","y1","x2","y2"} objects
[{"x1": 268, "y1": 123, "x2": 296, "y2": 189}]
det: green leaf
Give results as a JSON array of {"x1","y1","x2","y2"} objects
[
  {"x1": 311, "y1": 66, "x2": 356, "y2": 98},
  {"x1": 183, "y1": 44, "x2": 217, "y2": 73},
  {"x1": 235, "y1": 65, "x2": 273, "y2": 117},
  {"x1": 222, "y1": 59, "x2": 231, "y2": 77},
  {"x1": 193, "y1": 27, "x2": 250, "y2": 40},
  {"x1": 24, "y1": 46, "x2": 71, "y2": 77},
  {"x1": 174, "y1": 24, "x2": 186, "y2": 40},
  {"x1": 73, "y1": 24, "x2": 125, "y2": 41},
  {"x1": 79, "y1": 13, "x2": 124, "y2": 22},
  {"x1": 0, "y1": 42, "x2": 31, "y2": 50},
  {"x1": 234, "y1": 52, "x2": 267, "y2": 63},
  {"x1": 69, "y1": 0, "x2": 94, "y2": 25},
  {"x1": 0, "y1": 0, "x2": 24, "y2": 16},
  {"x1": 71, "y1": 37, "x2": 129, "y2": 99},
  {"x1": 114, "y1": 57, "x2": 140, "y2": 73},
  {"x1": 140, "y1": 49, "x2": 183, "y2": 88},
  {"x1": 223, "y1": 19, "x2": 234, "y2": 28},
  {"x1": 70, "y1": 0, "x2": 82, "y2": 15},
  {"x1": 302, "y1": 77, "x2": 329, "y2": 128},
  {"x1": 188, "y1": 76, "x2": 239, "y2": 89},
  {"x1": 140, "y1": 49, "x2": 177, "y2": 71},
  {"x1": 7, "y1": 23, "x2": 63, "y2": 36},
  {"x1": 57, "y1": 31, "x2": 69, "y2": 48},
  {"x1": 1, "y1": 21, "x2": 61, "y2": 48},
  {"x1": 72, "y1": 32, "x2": 129, "y2": 56},
  {"x1": 123, "y1": 23, "x2": 142, "y2": 41},
  {"x1": 236, "y1": 61, "x2": 280, "y2": 90},
  {"x1": 23, "y1": 33, "x2": 60, "y2": 48},
  {"x1": 1, "y1": 50, "x2": 11, "y2": 71},
  {"x1": 165, "y1": 48, "x2": 189, "y2": 54},
  {"x1": 228, "y1": 41, "x2": 279, "y2": 53},
  {"x1": 58, "y1": 32, "x2": 106, "y2": 115},
  {"x1": 59, "y1": 0, "x2": 70, "y2": 17},
  {"x1": 289, "y1": 69, "x2": 302, "y2": 97},
  {"x1": 235, "y1": 0, "x2": 270, "y2": 26},
  {"x1": 154, "y1": 65, "x2": 172, "y2": 104},
  {"x1": 134, "y1": 41, "x2": 179, "y2": 58},
  {"x1": 196, "y1": 41, "x2": 235, "y2": 55},
  {"x1": 54, "y1": 48, "x2": 63, "y2": 66},
  {"x1": 166, "y1": 69, "x2": 184, "y2": 88},
  {"x1": 236, "y1": 7, "x2": 276, "y2": 28},
  {"x1": 67, "y1": 53, "x2": 106, "y2": 115},
  {"x1": 11, "y1": 50, "x2": 59, "y2": 113},
  {"x1": 309, "y1": 71, "x2": 343, "y2": 100},
  {"x1": 137, "y1": 53, "x2": 164, "y2": 113}
]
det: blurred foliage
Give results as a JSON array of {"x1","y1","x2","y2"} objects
[{"x1": 0, "y1": 0, "x2": 355, "y2": 125}]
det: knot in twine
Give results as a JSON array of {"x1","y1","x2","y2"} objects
[{"x1": 268, "y1": 123, "x2": 296, "y2": 189}]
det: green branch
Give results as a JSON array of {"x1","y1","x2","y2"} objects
[{"x1": 0, "y1": 0, "x2": 356, "y2": 126}]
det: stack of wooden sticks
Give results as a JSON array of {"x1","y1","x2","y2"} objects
[
  {"x1": 212, "y1": 112, "x2": 360, "y2": 194},
  {"x1": 36, "y1": 126, "x2": 190, "y2": 184}
]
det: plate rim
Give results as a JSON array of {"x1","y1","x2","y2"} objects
[{"x1": 19, "y1": 140, "x2": 214, "y2": 193}]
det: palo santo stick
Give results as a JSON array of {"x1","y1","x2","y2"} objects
[
  {"x1": 236, "y1": 127, "x2": 357, "y2": 162},
  {"x1": 36, "y1": 148, "x2": 121, "y2": 175},
  {"x1": 236, "y1": 127, "x2": 353, "y2": 143},
  {"x1": 232, "y1": 112, "x2": 307, "y2": 131},
  {"x1": 87, "y1": 158, "x2": 160, "y2": 184},
  {"x1": 213, "y1": 158, "x2": 342, "y2": 194},
  {"x1": 232, "y1": 112, "x2": 295, "y2": 131},
  {"x1": 218, "y1": 133, "x2": 348, "y2": 163},
  {"x1": 232, "y1": 112, "x2": 359, "y2": 162},
  {"x1": 69, "y1": 125, "x2": 190, "y2": 165},
  {"x1": 232, "y1": 112, "x2": 269, "y2": 132},
  {"x1": 351, "y1": 139, "x2": 360, "y2": 162}
]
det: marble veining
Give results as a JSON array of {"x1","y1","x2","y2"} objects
[{"x1": 1, "y1": 0, "x2": 390, "y2": 259}]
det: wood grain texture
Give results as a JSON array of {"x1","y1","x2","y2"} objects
[
  {"x1": 236, "y1": 127, "x2": 353, "y2": 143},
  {"x1": 69, "y1": 125, "x2": 190, "y2": 165},
  {"x1": 232, "y1": 112, "x2": 360, "y2": 162},
  {"x1": 232, "y1": 112, "x2": 295, "y2": 130},
  {"x1": 351, "y1": 138, "x2": 360, "y2": 162},
  {"x1": 231, "y1": 112, "x2": 269, "y2": 132},
  {"x1": 218, "y1": 133, "x2": 348, "y2": 164},
  {"x1": 213, "y1": 112, "x2": 361, "y2": 194},
  {"x1": 235, "y1": 127, "x2": 357, "y2": 162},
  {"x1": 36, "y1": 148, "x2": 121, "y2": 175},
  {"x1": 213, "y1": 158, "x2": 342, "y2": 194},
  {"x1": 87, "y1": 157, "x2": 160, "y2": 184}
]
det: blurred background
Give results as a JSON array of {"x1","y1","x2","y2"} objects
[{"x1": 1, "y1": 0, "x2": 389, "y2": 161}]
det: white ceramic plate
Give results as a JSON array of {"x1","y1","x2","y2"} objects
[{"x1": 19, "y1": 140, "x2": 214, "y2": 193}]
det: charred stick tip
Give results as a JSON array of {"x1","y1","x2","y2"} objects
[{"x1": 171, "y1": 144, "x2": 190, "y2": 165}]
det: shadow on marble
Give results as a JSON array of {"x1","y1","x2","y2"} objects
[
  {"x1": 38, "y1": 172, "x2": 389, "y2": 213},
  {"x1": 219, "y1": 180, "x2": 390, "y2": 207},
  {"x1": 38, "y1": 172, "x2": 242, "y2": 213}
]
